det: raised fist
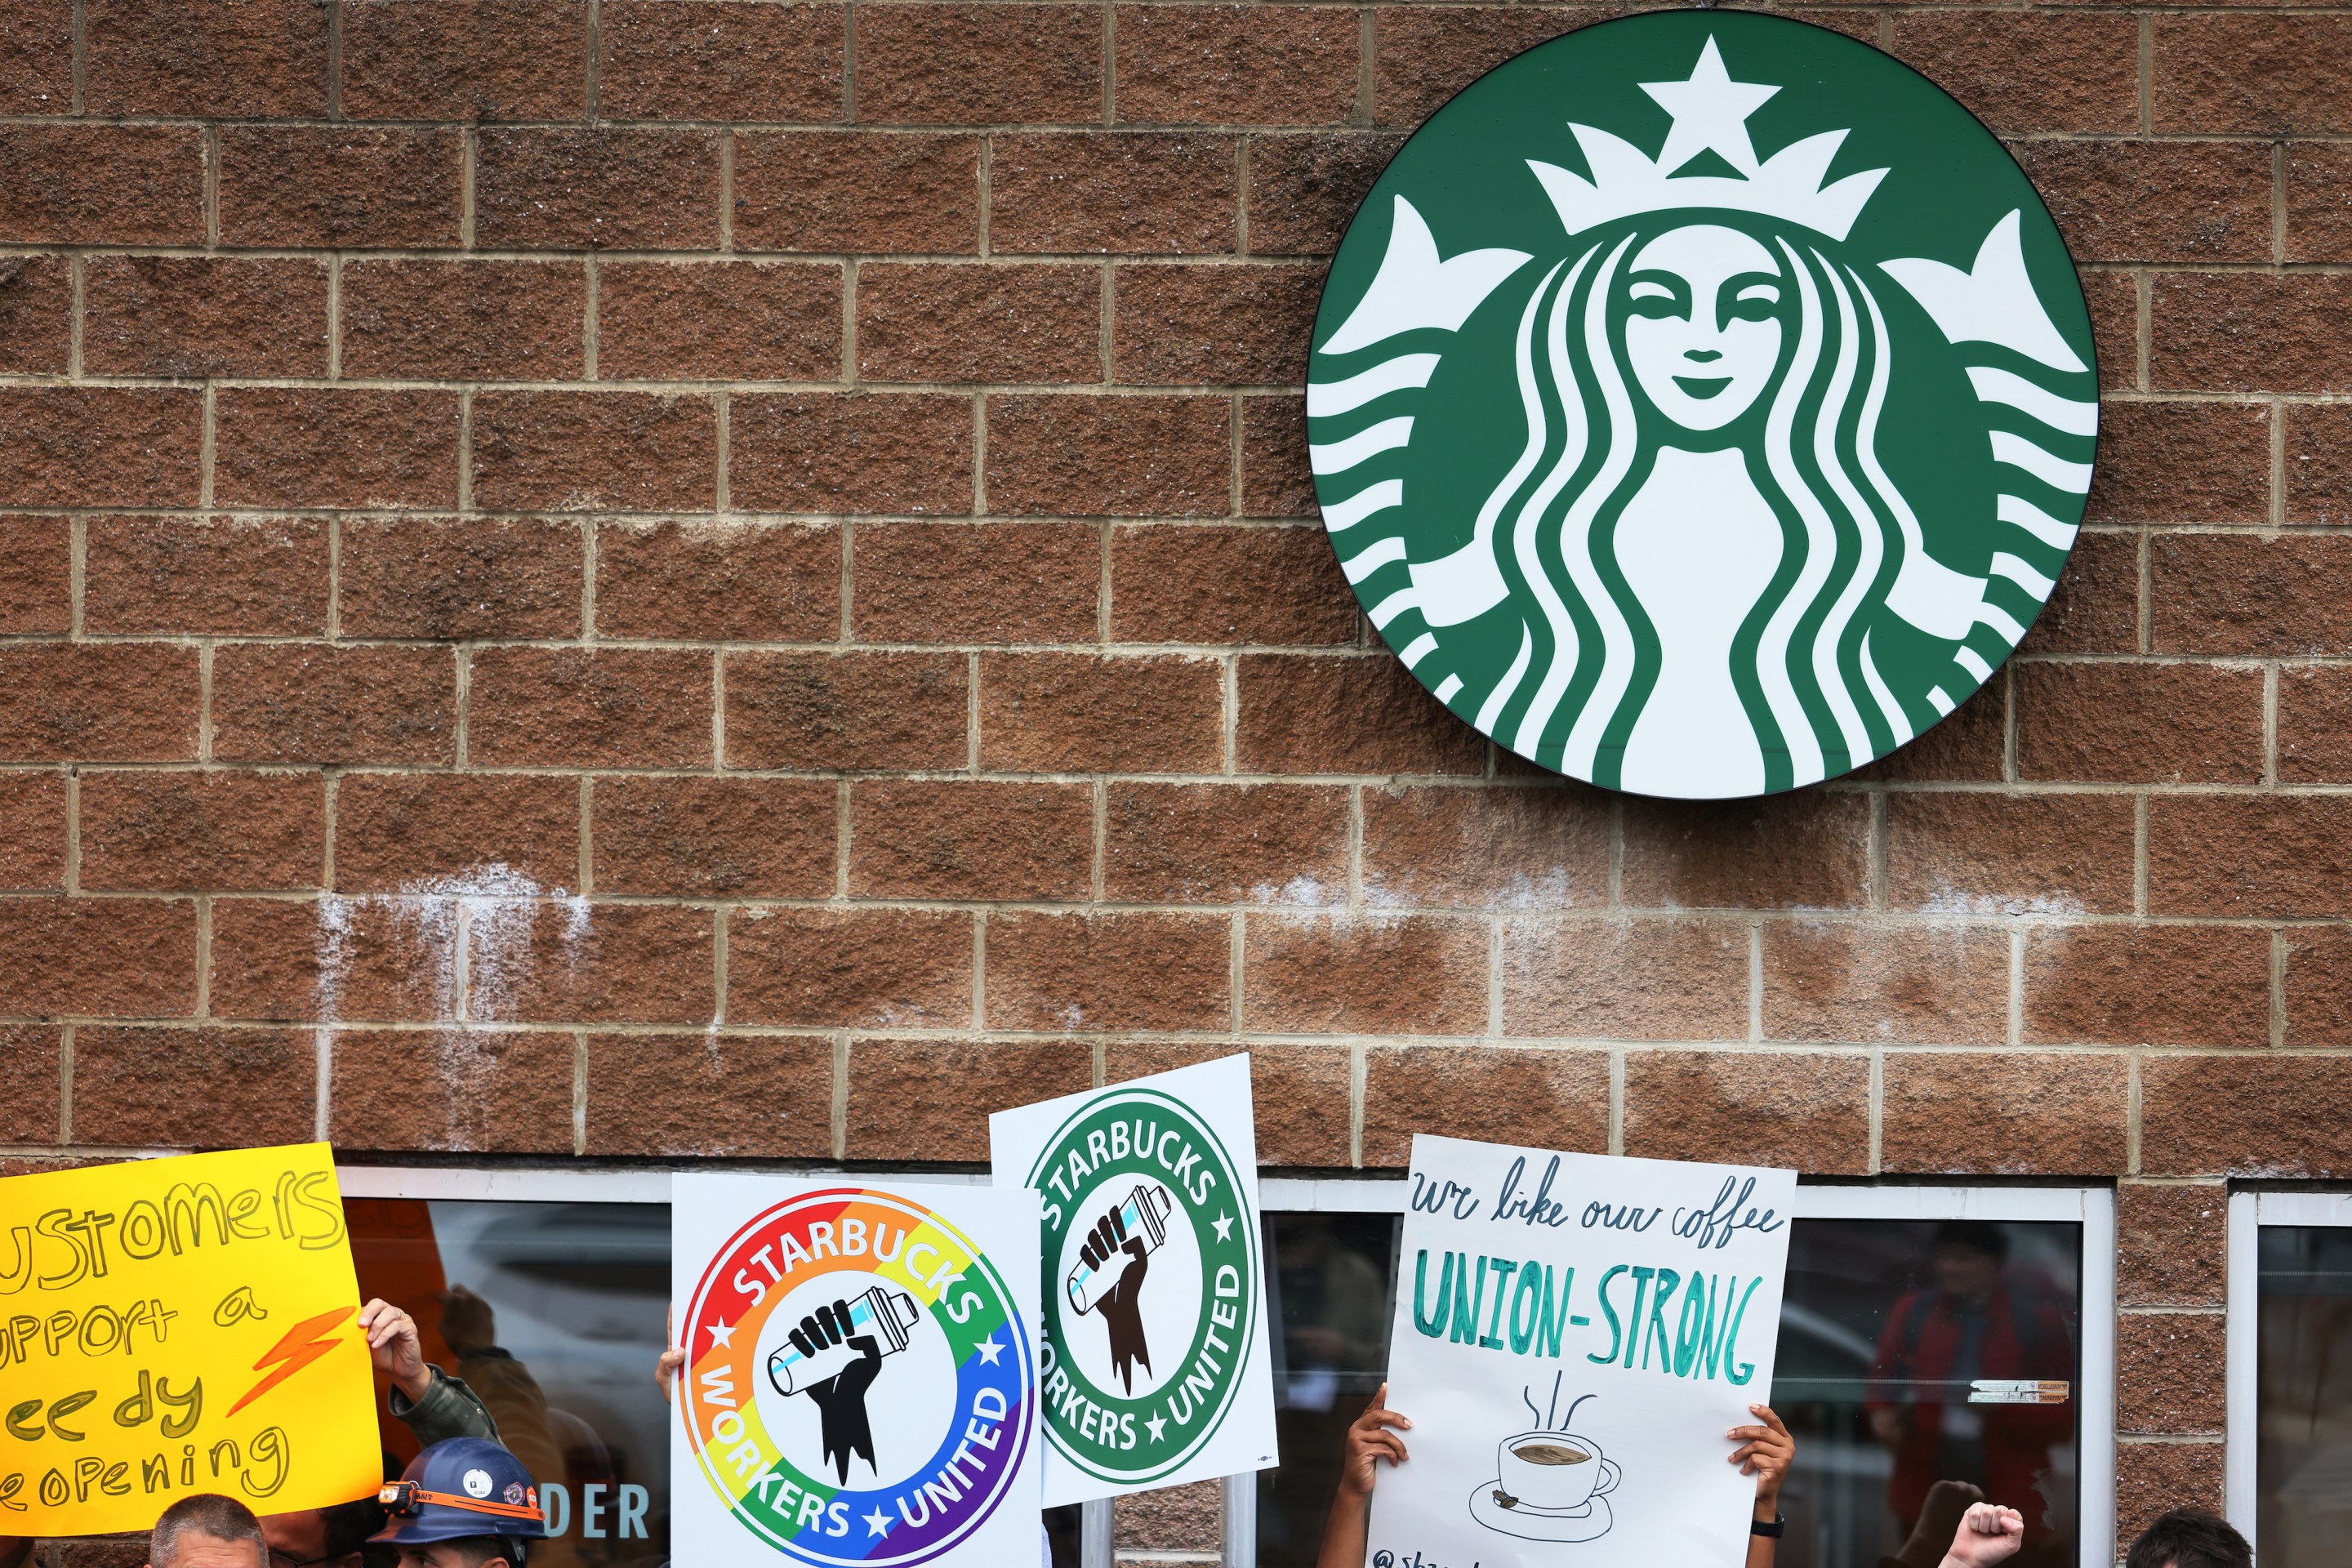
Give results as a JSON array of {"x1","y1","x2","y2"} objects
[
  {"x1": 1077, "y1": 1205, "x2": 1153, "y2": 1395},
  {"x1": 786, "y1": 1298, "x2": 884, "y2": 1484}
]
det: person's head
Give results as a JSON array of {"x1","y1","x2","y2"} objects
[
  {"x1": 1932, "y1": 1220, "x2": 2010, "y2": 1299},
  {"x1": 262, "y1": 1498, "x2": 385, "y2": 1568},
  {"x1": 2124, "y1": 1508, "x2": 2252, "y2": 1568},
  {"x1": 390, "y1": 1539, "x2": 525, "y2": 1568},
  {"x1": 371, "y1": 1439, "x2": 542, "y2": 1568},
  {"x1": 149, "y1": 1494, "x2": 268, "y2": 1568}
]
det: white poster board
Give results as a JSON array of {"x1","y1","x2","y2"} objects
[
  {"x1": 670, "y1": 1176, "x2": 1042, "y2": 1567},
  {"x1": 1368, "y1": 1136, "x2": 1796, "y2": 1568},
  {"x1": 989, "y1": 1053, "x2": 1280, "y2": 1506}
]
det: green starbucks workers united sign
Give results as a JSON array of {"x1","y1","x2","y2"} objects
[{"x1": 1311, "y1": 12, "x2": 2098, "y2": 798}]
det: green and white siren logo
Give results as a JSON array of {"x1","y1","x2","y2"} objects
[
  {"x1": 1027, "y1": 1086, "x2": 1255, "y2": 1485},
  {"x1": 1310, "y1": 12, "x2": 2097, "y2": 798}
]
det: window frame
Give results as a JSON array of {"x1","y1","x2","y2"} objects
[
  {"x1": 336, "y1": 1169, "x2": 2114, "y2": 1568},
  {"x1": 2221, "y1": 1187, "x2": 2352, "y2": 1549}
]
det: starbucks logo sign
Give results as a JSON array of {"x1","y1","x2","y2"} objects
[
  {"x1": 1311, "y1": 12, "x2": 2097, "y2": 798},
  {"x1": 1027, "y1": 1086, "x2": 1256, "y2": 1486}
]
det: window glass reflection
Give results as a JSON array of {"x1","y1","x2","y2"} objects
[{"x1": 2256, "y1": 1225, "x2": 2352, "y2": 1568}]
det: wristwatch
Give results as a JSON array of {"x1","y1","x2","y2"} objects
[{"x1": 1752, "y1": 1513, "x2": 1786, "y2": 1539}]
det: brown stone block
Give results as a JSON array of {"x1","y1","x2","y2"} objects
[
  {"x1": 2015, "y1": 661, "x2": 2263, "y2": 784},
  {"x1": 210, "y1": 896, "x2": 457, "y2": 1023},
  {"x1": 0, "y1": 254, "x2": 68, "y2": 374},
  {"x1": 86, "y1": 516, "x2": 327, "y2": 637},
  {"x1": 2083, "y1": 270, "x2": 2138, "y2": 394},
  {"x1": 475, "y1": 128, "x2": 719, "y2": 250},
  {"x1": 88, "y1": 0, "x2": 327, "y2": 114},
  {"x1": 725, "y1": 650, "x2": 969, "y2": 770},
  {"x1": 2084, "y1": 401, "x2": 2269, "y2": 525},
  {"x1": 2142, "y1": 1054, "x2": 2352, "y2": 1175},
  {"x1": 1881, "y1": 1051, "x2": 2127, "y2": 1175},
  {"x1": 986, "y1": 911, "x2": 1232, "y2": 1031},
  {"x1": 2115, "y1": 1441, "x2": 2222, "y2": 1557},
  {"x1": 0, "y1": 0, "x2": 70, "y2": 114},
  {"x1": 0, "y1": 386, "x2": 200, "y2": 507},
  {"x1": 0, "y1": 770, "x2": 65, "y2": 891},
  {"x1": 2287, "y1": 403, "x2": 2352, "y2": 526},
  {"x1": 845, "y1": 1036, "x2": 1093, "y2": 1160},
  {"x1": 341, "y1": 259, "x2": 583, "y2": 381},
  {"x1": 83, "y1": 256, "x2": 327, "y2": 378},
  {"x1": 334, "y1": 774, "x2": 580, "y2": 895},
  {"x1": 1361, "y1": 784, "x2": 1608, "y2": 911},
  {"x1": 2118, "y1": 1312, "x2": 2226, "y2": 1434},
  {"x1": 1620, "y1": 791, "x2": 1870, "y2": 911},
  {"x1": 0, "y1": 515, "x2": 66, "y2": 634},
  {"x1": 987, "y1": 394, "x2": 1231, "y2": 518},
  {"x1": 0, "y1": 644, "x2": 198, "y2": 763},
  {"x1": 1244, "y1": 912, "x2": 1486, "y2": 1034},
  {"x1": 340, "y1": 0, "x2": 587, "y2": 121},
  {"x1": 1102, "y1": 781, "x2": 1349, "y2": 905},
  {"x1": 2017, "y1": 529, "x2": 2138, "y2": 657},
  {"x1": 1236, "y1": 654, "x2": 1486, "y2": 775},
  {"x1": 466, "y1": 646, "x2": 713, "y2": 768},
  {"x1": 1885, "y1": 793, "x2": 2135, "y2": 916},
  {"x1": 74, "y1": 1027, "x2": 312, "y2": 1146},
  {"x1": 2153, "y1": 274, "x2": 2352, "y2": 394},
  {"x1": 733, "y1": 131, "x2": 980, "y2": 253},
  {"x1": 586, "y1": 1031, "x2": 835, "y2": 1158},
  {"x1": 213, "y1": 644, "x2": 457, "y2": 766},
  {"x1": 733, "y1": 392, "x2": 973, "y2": 515},
  {"x1": 2010, "y1": 141, "x2": 2273, "y2": 267},
  {"x1": 858, "y1": 4, "x2": 1101, "y2": 125},
  {"x1": 218, "y1": 127, "x2": 461, "y2": 249},
  {"x1": 214, "y1": 389, "x2": 458, "y2": 510},
  {"x1": 728, "y1": 907, "x2": 973, "y2": 1028},
  {"x1": 0, "y1": 1024, "x2": 61, "y2": 1143},
  {"x1": 1887, "y1": 14, "x2": 2136, "y2": 135},
  {"x1": 470, "y1": 903, "x2": 714, "y2": 1025},
  {"x1": 2287, "y1": 144, "x2": 2352, "y2": 264},
  {"x1": 849, "y1": 779, "x2": 1093, "y2": 899},
  {"x1": 2147, "y1": 795, "x2": 2352, "y2": 919},
  {"x1": 597, "y1": 519, "x2": 839, "y2": 641},
  {"x1": 1116, "y1": 5, "x2": 1358, "y2": 127},
  {"x1": 0, "y1": 125, "x2": 202, "y2": 244},
  {"x1": 1109, "y1": 523, "x2": 1353, "y2": 645},
  {"x1": 1361, "y1": 1045, "x2": 1608, "y2": 1167},
  {"x1": 473, "y1": 390, "x2": 715, "y2": 512},
  {"x1": 1763, "y1": 924, "x2": 2007, "y2": 1045},
  {"x1": 853, "y1": 520, "x2": 1098, "y2": 643},
  {"x1": 599, "y1": 261, "x2": 841, "y2": 383},
  {"x1": 2118, "y1": 1183, "x2": 2227, "y2": 1307},
  {"x1": 1851, "y1": 676, "x2": 2005, "y2": 784},
  {"x1": 0, "y1": 898, "x2": 194, "y2": 1018},
  {"x1": 2154, "y1": 16, "x2": 2352, "y2": 136},
  {"x1": 2023, "y1": 924, "x2": 2271, "y2": 1048},
  {"x1": 1112, "y1": 263, "x2": 1320, "y2": 386},
  {"x1": 991, "y1": 133, "x2": 1237, "y2": 255},
  {"x1": 1503, "y1": 917, "x2": 1746, "y2": 1042},
  {"x1": 2153, "y1": 533, "x2": 2352, "y2": 657},
  {"x1": 341, "y1": 517, "x2": 581, "y2": 639},
  {"x1": 978, "y1": 652, "x2": 1223, "y2": 773},
  {"x1": 2290, "y1": 929, "x2": 2352, "y2": 1045},
  {"x1": 1246, "y1": 132, "x2": 1403, "y2": 256},
  {"x1": 1101, "y1": 1040, "x2": 1350, "y2": 1165},
  {"x1": 1372, "y1": 9, "x2": 1583, "y2": 130},
  {"x1": 1113, "y1": 1481, "x2": 1224, "y2": 1552},
  {"x1": 592, "y1": 776, "x2": 835, "y2": 898},
  {"x1": 1624, "y1": 1049, "x2": 1869, "y2": 1174},
  {"x1": 331, "y1": 1029, "x2": 573, "y2": 1153},
  {"x1": 858, "y1": 263, "x2": 1100, "y2": 385},
  {"x1": 80, "y1": 772, "x2": 323, "y2": 893},
  {"x1": 1239, "y1": 393, "x2": 1317, "y2": 519},
  {"x1": 599, "y1": 0, "x2": 844, "y2": 122}
]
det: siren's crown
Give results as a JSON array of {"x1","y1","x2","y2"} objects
[{"x1": 1526, "y1": 37, "x2": 1888, "y2": 242}]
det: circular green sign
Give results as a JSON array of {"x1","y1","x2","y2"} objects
[
  {"x1": 1025, "y1": 1087, "x2": 1257, "y2": 1485},
  {"x1": 1310, "y1": 11, "x2": 2097, "y2": 798}
]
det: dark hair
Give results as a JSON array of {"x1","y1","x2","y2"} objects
[
  {"x1": 320, "y1": 1498, "x2": 389, "y2": 1557},
  {"x1": 1932, "y1": 1220, "x2": 2010, "y2": 1262},
  {"x1": 152, "y1": 1493, "x2": 265, "y2": 1566},
  {"x1": 2124, "y1": 1508, "x2": 2252, "y2": 1568},
  {"x1": 448, "y1": 1536, "x2": 529, "y2": 1568}
]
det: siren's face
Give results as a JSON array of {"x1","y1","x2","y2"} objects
[{"x1": 1621, "y1": 224, "x2": 1785, "y2": 432}]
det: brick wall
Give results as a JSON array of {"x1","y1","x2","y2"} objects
[{"x1": 1, "y1": 0, "x2": 2347, "y2": 1559}]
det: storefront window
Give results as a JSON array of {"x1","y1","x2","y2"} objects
[
  {"x1": 345, "y1": 1198, "x2": 672, "y2": 1566},
  {"x1": 2254, "y1": 1224, "x2": 2352, "y2": 1568}
]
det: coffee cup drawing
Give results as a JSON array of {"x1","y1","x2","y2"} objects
[{"x1": 1495, "y1": 1429, "x2": 1620, "y2": 1515}]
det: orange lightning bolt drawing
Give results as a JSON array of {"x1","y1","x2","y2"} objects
[{"x1": 229, "y1": 1305, "x2": 359, "y2": 1417}]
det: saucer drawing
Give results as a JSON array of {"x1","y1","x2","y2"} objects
[{"x1": 1468, "y1": 1482, "x2": 1615, "y2": 1543}]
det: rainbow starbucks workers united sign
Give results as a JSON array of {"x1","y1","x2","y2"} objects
[
  {"x1": 1308, "y1": 11, "x2": 2098, "y2": 798},
  {"x1": 670, "y1": 1178, "x2": 1041, "y2": 1567},
  {"x1": 991, "y1": 1054, "x2": 1278, "y2": 1507}
]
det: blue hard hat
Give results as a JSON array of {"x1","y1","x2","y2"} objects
[{"x1": 372, "y1": 1437, "x2": 548, "y2": 1547}]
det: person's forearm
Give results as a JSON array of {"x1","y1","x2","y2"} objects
[
  {"x1": 1317, "y1": 1485, "x2": 1370, "y2": 1568},
  {"x1": 1744, "y1": 1490, "x2": 1780, "y2": 1568}
]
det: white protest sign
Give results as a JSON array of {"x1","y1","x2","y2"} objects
[
  {"x1": 990, "y1": 1053, "x2": 1279, "y2": 1507},
  {"x1": 670, "y1": 1177, "x2": 1042, "y2": 1567},
  {"x1": 1368, "y1": 1136, "x2": 1795, "y2": 1568}
]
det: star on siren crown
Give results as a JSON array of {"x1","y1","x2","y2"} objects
[{"x1": 1526, "y1": 37, "x2": 1888, "y2": 242}]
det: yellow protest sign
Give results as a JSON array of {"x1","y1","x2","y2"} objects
[{"x1": 0, "y1": 1143, "x2": 381, "y2": 1536}]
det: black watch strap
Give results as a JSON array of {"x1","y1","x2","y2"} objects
[{"x1": 1752, "y1": 1512, "x2": 1786, "y2": 1539}]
